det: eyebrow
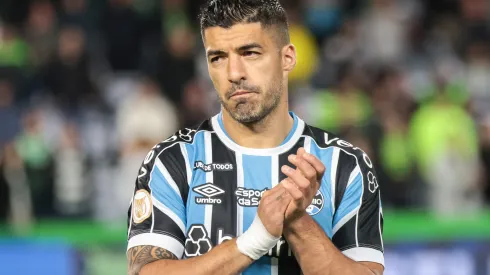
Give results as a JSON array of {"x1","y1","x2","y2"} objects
[
  {"x1": 237, "y1": 43, "x2": 263, "y2": 52},
  {"x1": 206, "y1": 43, "x2": 263, "y2": 58},
  {"x1": 206, "y1": 49, "x2": 226, "y2": 58}
]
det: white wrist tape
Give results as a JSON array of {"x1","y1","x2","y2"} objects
[{"x1": 236, "y1": 214, "x2": 280, "y2": 260}]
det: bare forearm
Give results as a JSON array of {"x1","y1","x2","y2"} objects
[
  {"x1": 284, "y1": 215, "x2": 376, "y2": 275},
  {"x1": 128, "y1": 239, "x2": 253, "y2": 275}
]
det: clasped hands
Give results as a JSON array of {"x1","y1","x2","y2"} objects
[{"x1": 257, "y1": 147, "x2": 326, "y2": 237}]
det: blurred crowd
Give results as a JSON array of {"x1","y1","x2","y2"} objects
[{"x1": 0, "y1": 0, "x2": 489, "y2": 227}]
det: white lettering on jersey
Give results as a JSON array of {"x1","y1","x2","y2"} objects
[
  {"x1": 163, "y1": 128, "x2": 197, "y2": 144},
  {"x1": 324, "y1": 133, "x2": 373, "y2": 169},
  {"x1": 217, "y1": 229, "x2": 233, "y2": 244}
]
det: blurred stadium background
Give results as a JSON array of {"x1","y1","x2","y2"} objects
[{"x1": 0, "y1": 0, "x2": 489, "y2": 274}]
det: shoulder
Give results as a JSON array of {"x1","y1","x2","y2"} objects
[
  {"x1": 304, "y1": 123, "x2": 380, "y2": 205},
  {"x1": 149, "y1": 119, "x2": 213, "y2": 155},
  {"x1": 303, "y1": 124, "x2": 375, "y2": 173},
  {"x1": 136, "y1": 119, "x2": 213, "y2": 180}
]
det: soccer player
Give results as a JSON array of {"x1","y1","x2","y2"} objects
[{"x1": 126, "y1": 0, "x2": 384, "y2": 274}]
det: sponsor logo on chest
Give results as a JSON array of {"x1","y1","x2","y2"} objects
[
  {"x1": 234, "y1": 187, "x2": 325, "y2": 216},
  {"x1": 235, "y1": 187, "x2": 268, "y2": 207},
  {"x1": 191, "y1": 181, "x2": 325, "y2": 215}
]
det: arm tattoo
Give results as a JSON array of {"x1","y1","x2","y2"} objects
[{"x1": 128, "y1": 245, "x2": 177, "y2": 275}]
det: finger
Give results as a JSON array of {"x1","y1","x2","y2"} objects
[
  {"x1": 302, "y1": 152, "x2": 326, "y2": 180},
  {"x1": 281, "y1": 178, "x2": 304, "y2": 201},
  {"x1": 281, "y1": 165, "x2": 310, "y2": 189},
  {"x1": 288, "y1": 154, "x2": 316, "y2": 182},
  {"x1": 286, "y1": 154, "x2": 304, "y2": 177},
  {"x1": 297, "y1": 147, "x2": 306, "y2": 157}
]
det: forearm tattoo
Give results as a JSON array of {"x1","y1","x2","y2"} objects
[{"x1": 128, "y1": 245, "x2": 177, "y2": 275}]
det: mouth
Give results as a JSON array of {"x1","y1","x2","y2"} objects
[{"x1": 230, "y1": 90, "x2": 255, "y2": 98}]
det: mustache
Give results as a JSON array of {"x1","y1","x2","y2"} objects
[{"x1": 226, "y1": 83, "x2": 260, "y2": 99}]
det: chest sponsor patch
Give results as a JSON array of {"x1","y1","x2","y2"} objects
[{"x1": 235, "y1": 187, "x2": 268, "y2": 207}]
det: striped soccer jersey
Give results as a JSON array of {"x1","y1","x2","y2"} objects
[{"x1": 127, "y1": 112, "x2": 384, "y2": 274}]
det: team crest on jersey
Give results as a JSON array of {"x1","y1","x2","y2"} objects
[
  {"x1": 193, "y1": 183, "x2": 225, "y2": 205},
  {"x1": 132, "y1": 189, "x2": 152, "y2": 223},
  {"x1": 306, "y1": 190, "x2": 324, "y2": 216}
]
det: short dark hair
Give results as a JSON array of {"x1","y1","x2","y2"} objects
[{"x1": 198, "y1": 0, "x2": 290, "y2": 46}]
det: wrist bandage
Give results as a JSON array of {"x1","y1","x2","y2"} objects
[{"x1": 236, "y1": 214, "x2": 280, "y2": 260}]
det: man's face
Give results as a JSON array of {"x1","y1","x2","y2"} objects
[{"x1": 203, "y1": 23, "x2": 285, "y2": 123}]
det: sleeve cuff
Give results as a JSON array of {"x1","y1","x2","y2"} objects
[
  {"x1": 342, "y1": 247, "x2": 385, "y2": 267},
  {"x1": 127, "y1": 233, "x2": 185, "y2": 259}
]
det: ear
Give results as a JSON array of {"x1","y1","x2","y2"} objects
[{"x1": 282, "y1": 44, "x2": 296, "y2": 72}]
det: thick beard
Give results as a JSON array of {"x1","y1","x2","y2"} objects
[{"x1": 219, "y1": 78, "x2": 283, "y2": 124}]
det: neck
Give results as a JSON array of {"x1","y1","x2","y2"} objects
[{"x1": 221, "y1": 103, "x2": 294, "y2": 149}]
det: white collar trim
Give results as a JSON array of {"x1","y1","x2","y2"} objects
[{"x1": 211, "y1": 114, "x2": 305, "y2": 156}]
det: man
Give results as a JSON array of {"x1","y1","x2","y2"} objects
[{"x1": 126, "y1": 1, "x2": 384, "y2": 274}]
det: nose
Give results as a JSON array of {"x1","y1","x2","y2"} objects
[{"x1": 227, "y1": 54, "x2": 246, "y2": 84}]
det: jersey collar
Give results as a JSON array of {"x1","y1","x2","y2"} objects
[{"x1": 211, "y1": 111, "x2": 305, "y2": 156}]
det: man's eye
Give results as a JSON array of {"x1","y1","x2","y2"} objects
[
  {"x1": 243, "y1": 51, "x2": 259, "y2": 57},
  {"x1": 210, "y1": 56, "x2": 222, "y2": 63}
]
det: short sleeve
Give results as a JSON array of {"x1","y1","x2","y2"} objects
[
  {"x1": 331, "y1": 149, "x2": 384, "y2": 266},
  {"x1": 127, "y1": 142, "x2": 190, "y2": 259}
]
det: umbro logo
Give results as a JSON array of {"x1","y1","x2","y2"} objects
[
  {"x1": 194, "y1": 161, "x2": 233, "y2": 172},
  {"x1": 193, "y1": 183, "x2": 225, "y2": 204}
]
